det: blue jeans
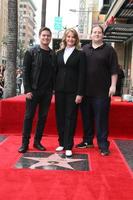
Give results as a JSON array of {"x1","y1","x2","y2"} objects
[{"x1": 80, "y1": 96, "x2": 111, "y2": 151}]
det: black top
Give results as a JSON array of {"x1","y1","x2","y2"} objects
[
  {"x1": 82, "y1": 42, "x2": 118, "y2": 97},
  {"x1": 23, "y1": 46, "x2": 54, "y2": 95},
  {"x1": 55, "y1": 48, "x2": 86, "y2": 95},
  {"x1": 37, "y1": 48, "x2": 53, "y2": 94}
]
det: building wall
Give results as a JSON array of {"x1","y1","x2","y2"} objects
[
  {"x1": 78, "y1": 0, "x2": 99, "y2": 39},
  {"x1": 0, "y1": 0, "x2": 36, "y2": 65},
  {"x1": 103, "y1": 0, "x2": 133, "y2": 93},
  {"x1": 114, "y1": 43, "x2": 125, "y2": 67},
  {"x1": 78, "y1": 0, "x2": 87, "y2": 38},
  {"x1": 125, "y1": 41, "x2": 133, "y2": 90},
  {"x1": 105, "y1": 0, "x2": 125, "y2": 22},
  {"x1": 114, "y1": 41, "x2": 133, "y2": 94},
  {"x1": 18, "y1": 0, "x2": 36, "y2": 49}
]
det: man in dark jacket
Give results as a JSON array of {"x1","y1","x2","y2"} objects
[{"x1": 18, "y1": 27, "x2": 55, "y2": 153}]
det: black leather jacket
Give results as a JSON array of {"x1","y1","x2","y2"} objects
[{"x1": 23, "y1": 45, "x2": 55, "y2": 93}]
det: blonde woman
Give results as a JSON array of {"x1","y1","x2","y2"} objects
[{"x1": 55, "y1": 28, "x2": 86, "y2": 157}]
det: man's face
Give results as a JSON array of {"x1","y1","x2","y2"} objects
[
  {"x1": 39, "y1": 30, "x2": 51, "y2": 46},
  {"x1": 91, "y1": 26, "x2": 103, "y2": 43}
]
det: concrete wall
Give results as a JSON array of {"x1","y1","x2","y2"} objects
[{"x1": 114, "y1": 43, "x2": 125, "y2": 67}]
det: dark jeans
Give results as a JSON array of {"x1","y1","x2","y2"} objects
[
  {"x1": 55, "y1": 92, "x2": 78, "y2": 150},
  {"x1": 80, "y1": 96, "x2": 111, "y2": 151},
  {"x1": 22, "y1": 90, "x2": 52, "y2": 144}
]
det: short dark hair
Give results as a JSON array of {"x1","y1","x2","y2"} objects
[
  {"x1": 39, "y1": 27, "x2": 52, "y2": 36},
  {"x1": 91, "y1": 24, "x2": 104, "y2": 34}
]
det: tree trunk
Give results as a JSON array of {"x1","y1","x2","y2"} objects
[{"x1": 3, "y1": 0, "x2": 18, "y2": 98}]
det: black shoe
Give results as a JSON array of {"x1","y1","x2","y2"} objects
[
  {"x1": 33, "y1": 142, "x2": 46, "y2": 151},
  {"x1": 75, "y1": 142, "x2": 94, "y2": 148},
  {"x1": 100, "y1": 149, "x2": 110, "y2": 156},
  {"x1": 18, "y1": 145, "x2": 28, "y2": 153}
]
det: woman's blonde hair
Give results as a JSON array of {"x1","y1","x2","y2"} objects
[{"x1": 60, "y1": 28, "x2": 81, "y2": 49}]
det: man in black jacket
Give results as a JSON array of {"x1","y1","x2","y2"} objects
[{"x1": 18, "y1": 27, "x2": 55, "y2": 153}]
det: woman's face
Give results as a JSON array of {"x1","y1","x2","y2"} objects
[
  {"x1": 65, "y1": 31, "x2": 76, "y2": 47},
  {"x1": 91, "y1": 26, "x2": 103, "y2": 43}
]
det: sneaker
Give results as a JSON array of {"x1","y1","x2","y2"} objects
[
  {"x1": 65, "y1": 150, "x2": 72, "y2": 157},
  {"x1": 56, "y1": 146, "x2": 64, "y2": 151},
  {"x1": 100, "y1": 149, "x2": 110, "y2": 156},
  {"x1": 75, "y1": 142, "x2": 94, "y2": 149}
]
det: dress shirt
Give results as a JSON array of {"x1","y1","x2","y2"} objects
[{"x1": 63, "y1": 46, "x2": 75, "y2": 64}]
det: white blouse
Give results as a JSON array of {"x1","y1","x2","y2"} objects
[{"x1": 63, "y1": 46, "x2": 75, "y2": 64}]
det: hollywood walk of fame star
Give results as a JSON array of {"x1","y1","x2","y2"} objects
[{"x1": 23, "y1": 153, "x2": 86, "y2": 170}]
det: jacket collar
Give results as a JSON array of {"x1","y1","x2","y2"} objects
[{"x1": 35, "y1": 45, "x2": 53, "y2": 55}]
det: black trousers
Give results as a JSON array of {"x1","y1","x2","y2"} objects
[
  {"x1": 80, "y1": 96, "x2": 110, "y2": 151},
  {"x1": 22, "y1": 90, "x2": 52, "y2": 144},
  {"x1": 55, "y1": 92, "x2": 78, "y2": 150}
]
